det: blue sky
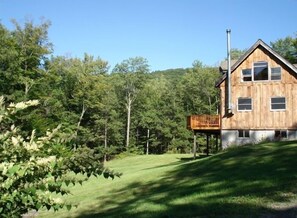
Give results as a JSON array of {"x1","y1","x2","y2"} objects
[{"x1": 0, "y1": 0, "x2": 296, "y2": 71}]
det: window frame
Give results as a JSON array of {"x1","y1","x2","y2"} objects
[
  {"x1": 241, "y1": 69, "x2": 252, "y2": 82},
  {"x1": 271, "y1": 97, "x2": 286, "y2": 111},
  {"x1": 238, "y1": 130, "x2": 250, "y2": 138},
  {"x1": 241, "y1": 62, "x2": 282, "y2": 82},
  {"x1": 274, "y1": 130, "x2": 287, "y2": 139},
  {"x1": 237, "y1": 97, "x2": 252, "y2": 111},
  {"x1": 253, "y1": 61, "x2": 269, "y2": 81},
  {"x1": 271, "y1": 67, "x2": 282, "y2": 81}
]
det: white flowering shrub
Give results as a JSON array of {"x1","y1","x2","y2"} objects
[{"x1": 0, "y1": 97, "x2": 119, "y2": 217}]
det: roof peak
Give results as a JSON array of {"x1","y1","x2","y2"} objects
[{"x1": 216, "y1": 39, "x2": 297, "y2": 87}]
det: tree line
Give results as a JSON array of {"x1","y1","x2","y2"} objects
[{"x1": 0, "y1": 20, "x2": 222, "y2": 158}]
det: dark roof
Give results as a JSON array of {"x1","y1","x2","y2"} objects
[
  {"x1": 219, "y1": 60, "x2": 238, "y2": 72},
  {"x1": 216, "y1": 39, "x2": 297, "y2": 87}
]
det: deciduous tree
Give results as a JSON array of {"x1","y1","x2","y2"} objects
[
  {"x1": 271, "y1": 35, "x2": 297, "y2": 64},
  {"x1": 112, "y1": 57, "x2": 149, "y2": 148}
]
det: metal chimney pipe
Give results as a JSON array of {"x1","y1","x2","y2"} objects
[{"x1": 226, "y1": 29, "x2": 232, "y2": 114}]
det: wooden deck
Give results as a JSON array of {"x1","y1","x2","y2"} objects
[{"x1": 187, "y1": 115, "x2": 220, "y2": 131}]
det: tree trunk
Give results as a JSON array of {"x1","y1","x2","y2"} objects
[
  {"x1": 209, "y1": 96, "x2": 212, "y2": 114},
  {"x1": 74, "y1": 102, "x2": 87, "y2": 150},
  {"x1": 146, "y1": 129, "x2": 150, "y2": 155},
  {"x1": 125, "y1": 94, "x2": 132, "y2": 148},
  {"x1": 216, "y1": 96, "x2": 219, "y2": 115},
  {"x1": 23, "y1": 79, "x2": 34, "y2": 100},
  {"x1": 103, "y1": 121, "x2": 108, "y2": 164}
]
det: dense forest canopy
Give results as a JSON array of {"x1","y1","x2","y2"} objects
[{"x1": 0, "y1": 20, "x2": 223, "y2": 156}]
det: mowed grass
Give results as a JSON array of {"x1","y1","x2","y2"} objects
[{"x1": 39, "y1": 141, "x2": 297, "y2": 217}]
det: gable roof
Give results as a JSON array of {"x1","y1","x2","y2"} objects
[
  {"x1": 219, "y1": 59, "x2": 238, "y2": 72},
  {"x1": 216, "y1": 39, "x2": 297, "y2": 87}
]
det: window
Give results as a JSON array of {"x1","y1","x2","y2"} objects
[
  {"x1": 275, "y1": 130, "x2": 287, "y2": 139},
  {"x1": 271, "y1": 67, "x2": 281, "y2": 80},
  {"x1": 241, "y1": 62, "x2": 282, "y2": 82},
  {"x1": 271, "y1": 97, "x2": 286, "y2": 110},
  {"x1": 242, "y1": 69, "x2": 252, "y2": 81},
  {"x1": 238, "y1": 98, "x2": 252, "y2": 111},
  {"x1": 238, "y1": 130, "x2": 250, "y2": 138},
  {"x1": 254, "y1": 61, "x2": 268, "y2": 80}
]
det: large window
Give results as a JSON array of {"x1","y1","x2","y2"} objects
[
  {"x1": 254, "y1": 61, "x2": 268, "y2": 80},
  {"x1": 271, "y1": 97, "x2": 286, "y2": 110},
  {"x1": 238, "y1": 98, "x2": 252, "y2": 111}
]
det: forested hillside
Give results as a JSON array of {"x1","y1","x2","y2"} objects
[{"x1": 0, "y1": 20, "x2": 220, "y2": 158}]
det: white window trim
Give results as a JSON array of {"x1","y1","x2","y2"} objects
[
  {"x1": 241, "y1": 69, "x2": 252, "y2": 82},
  {"x1": 253, "y1": 61, "x2": 269, "y2": 81},
  {"x1": 238, "y1": 130, "x2": 250, "y2": 138},
  {"x1": 270, "y1": 97, "x2": 286, "y2": 111},
  {"x1": 271, "y1": 67, "x2": 282, "y2": 81},
  {"x1": 241, "y1": 62, "x2": 282, "y2": 82},
  {"x1": 237, "y1": 97, "x2": 253, "y2": 112}
]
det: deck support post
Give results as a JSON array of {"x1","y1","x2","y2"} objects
[
  {"x1": 193, "y1": 132, "x2": 197, "y2": 159},
  {"x1": 206, "y1": 134, "x2": 210, "y2": 156},
  {"x1": 215, "y1": 134, "x2": 219, "y2": 152}
]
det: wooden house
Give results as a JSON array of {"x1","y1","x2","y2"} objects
[{"x1": 187, "y1": 39, "x2": 297, "y2": 148}]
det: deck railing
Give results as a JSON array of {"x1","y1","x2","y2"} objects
[{"x1": 187, "y1": 115, "x2": 220, "y2": 130}]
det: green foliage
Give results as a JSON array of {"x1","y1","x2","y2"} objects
[
  {"x1": 271, "y1": 35, "x2": 297, "y2": 64},
  {"x1": 0, "y1": 19, "x2": 223, "y2": 158},
  {"x1": 229, "y1": 48, "x2": 247, "y2": 60},
  {"x1": 151, "y1": 68, "x2": 188, "y2": 85},
  {"x1": 0, "y1": 97, "x2": 120, "y2": 217},
  {"x1": 112, "y1": 57, "x2": 150, "y2": 148},
  {"x1": 0, "y1": 20, "x2": 52, "y2": 103},
  {"x1": 179, "y1": 64, "x2": 220, "y2": 114}
]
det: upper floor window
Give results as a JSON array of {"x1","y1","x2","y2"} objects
[
  {"x1": 238, "y1": 98, "x2": 252, "y2": 111},
  {"x1": 242, "y1": 69, "x2": 252, "y2": 81},
  {"x1": 271, "y1": 97, "x2": 286, "y2": 110},
  {"x1": 271, "y1": 67, "x2": 281, "y2": 80},
  {"x1": 241, "y1": 62, "x2": 282, "y2": 82},
  {"x1": 254, "y1": 61, "x2": 268, "y2": 81}
]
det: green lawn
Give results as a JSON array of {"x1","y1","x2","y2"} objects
[{"x1": 39, "y1": 141, "x2": 297, "y2": 217}]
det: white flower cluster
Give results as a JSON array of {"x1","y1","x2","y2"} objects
[
  {"x1": 7, "y1": 99, "x2": 39, "y2": 114},
  {"x1": 36, "y1": 156, "x2": 56, "y2": 166},
  {"x1": 10, "y1": 100, "x2": 39, "y2": 110}
]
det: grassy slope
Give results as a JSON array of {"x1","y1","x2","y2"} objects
[{"x1": 39, "y1": 141, "x2": 297, "y2": 217}]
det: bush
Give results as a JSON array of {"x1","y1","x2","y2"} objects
[{"x1": 0, "y1": 97, "x2": 120, "y2": 217}]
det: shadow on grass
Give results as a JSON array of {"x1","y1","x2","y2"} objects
[
  {"x1": 179, "y1": 154, "x2": 211, "y2": 161},
  {"x1": 77, "y1": 141, "x2": 297, "y2": 218}
]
